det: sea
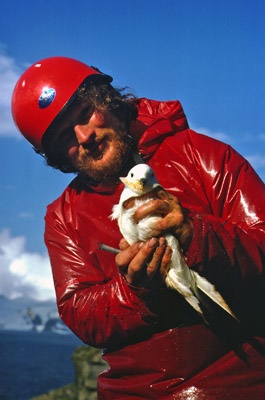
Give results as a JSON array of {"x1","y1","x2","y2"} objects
[{"x1": 0, "y1": 330, "x2": 83, "y2": 400}]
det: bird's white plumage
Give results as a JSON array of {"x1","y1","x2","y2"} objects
[{"x1": 111, "y1": 163, "x2": 238, "y2": 320}]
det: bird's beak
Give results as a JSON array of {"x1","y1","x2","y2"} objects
[
  {"x1": 120, "y1": 177, "x2": 127, "y2": 185},
  {"x1": 120, "y1": 177, "x2": 146, "y2": 194}
]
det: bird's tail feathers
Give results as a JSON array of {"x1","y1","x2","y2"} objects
[
  {"x1": 193, "y1": 272, "x2": 239, "y2": 321},
  {"x1": 165, "y1": 236, "x2": 238, "y2": 321}
]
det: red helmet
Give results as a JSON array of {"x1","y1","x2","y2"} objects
[{"x1": 11, "y1": 57, "x2": 112, "y2": 151}]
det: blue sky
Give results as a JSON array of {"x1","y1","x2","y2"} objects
[{"x1": 0, "y1": 0, "x2": 264, "y2": 300}]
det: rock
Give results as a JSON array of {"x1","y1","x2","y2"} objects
[
  {"x1": 29, "y1": 384, "x2": 75, "y2": 400},
  {"x1": 72, "y1": 346, "x2": 108, "y2": 399}
]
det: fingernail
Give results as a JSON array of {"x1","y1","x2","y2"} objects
[
  {"x1": 148, "y1": 238, "x2": 158, "y2": 247},
  {"x1": 159, "y1": 237, "x2": 166, "y2": 247}
]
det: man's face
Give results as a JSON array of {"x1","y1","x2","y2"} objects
[{"x1": 49, "y1": 102, "x2": 133, "y2": 185}]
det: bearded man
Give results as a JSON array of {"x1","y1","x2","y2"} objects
[{"x1": 12, "y1": 57, "x2": 265, "y2": 399}]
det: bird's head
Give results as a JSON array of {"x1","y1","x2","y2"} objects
[{"x1": 120, "y1": 164, "x2": 161, "y2": 195}]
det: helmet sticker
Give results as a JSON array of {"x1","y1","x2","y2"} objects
[{"x1": 38, "y1": 88, "x2": 56, "y2": 109}]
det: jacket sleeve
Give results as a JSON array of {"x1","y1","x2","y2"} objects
[
  {"x1": 44, "y1": 209, "x2": 156, "y2": 348},
  {"x1": 185, "y1": 132, "x2": 265, "y2": 328}
]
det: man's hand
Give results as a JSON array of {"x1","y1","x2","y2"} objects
[
  {"x1": 115, "y1": 237, "x2": 172, "y2": 289},
  {"x1": 133, "y1": 189, "x2": 193, "y2": 252}
]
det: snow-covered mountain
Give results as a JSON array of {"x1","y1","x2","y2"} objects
[{"x1": 0, "y1": 295, "x2": 71, "y2": 334}]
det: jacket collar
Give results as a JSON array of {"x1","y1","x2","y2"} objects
[{"x1": 131, "y1": 98, "x2": 189, "y2": 161}]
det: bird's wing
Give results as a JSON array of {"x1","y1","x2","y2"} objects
[{"x1": 111, "y1": 203, "x2": 121, "y2": 220}]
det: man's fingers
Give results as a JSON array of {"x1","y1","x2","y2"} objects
[
  {"x1": 146, "y1": 238, "x2": 172, "y2": 283},
  {"x1": 125, "y1": 238, "x2": 158, "y2": 284},
  {"x1": 160, "y1": 246, "x2": 173, "y2": 278},
  {"x1": 146, "y1": 237, "x2": 167, "y2": 278},
  {"x1": 156, "y1": 190, "x2": 179, "y2": 204},
  {"x1": 133, "y1": 191, "x2": 182, "y2": 224},
  {"x1": 119, "y1": 238, "x2": 130, "y2": 250},
  {"x1": 156, "y1": 213, "x2": 184, "y2": 231},
  {"x1": 134, "y1": 199, "x2": 170, "y2": 223},
  {"x1": 116, "y1": 241, "x2": 143, "y2": 274},
  {"x1": 116, "y1": 239, "x2": 159, "y2": 280},
  {"x1": 116, "y1": 236, "x2": 173, "y2": 287}
]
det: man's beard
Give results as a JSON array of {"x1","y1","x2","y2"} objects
[{"x1": 75, "y1": 132, "x2": 134, "y2": 187}]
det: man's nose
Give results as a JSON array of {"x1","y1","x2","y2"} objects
[{"x1": 74, "y1": 124, "x2": 95, "y2": 145}]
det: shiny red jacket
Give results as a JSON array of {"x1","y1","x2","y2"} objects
[{"x1": 45, "y1": 99, "x2": 265, "y2": 399}]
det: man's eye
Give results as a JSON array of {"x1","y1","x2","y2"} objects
[
  {"x1": 62, "y1": 129, "x2": 76, "y2": 143},
  {"x1": 78, "y1": 106, "x2": 93, "y2": 124},
  {"x1": 53, "y1": 128, "x2": 74, "y2": 147}
]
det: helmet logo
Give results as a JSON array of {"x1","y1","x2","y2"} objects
[{"x1": 38, "y1": 88, "x2": 56, "y2": 109}]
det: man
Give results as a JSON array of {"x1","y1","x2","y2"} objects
[{"x1": 12, "y1": 57, "x2": 265, "y2": 399}]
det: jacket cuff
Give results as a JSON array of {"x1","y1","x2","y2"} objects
[{"x1": 127, "y1": 283, "x2": 154, "y2": 299}]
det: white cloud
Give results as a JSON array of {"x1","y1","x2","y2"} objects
[
  {"x1": 0, "y1": 229, "x2": 55, "y2": 301},
  {"x1": 18, "y1": 212, "x2": 34, "y2": 219},
  {"x1": 245, "y1": 154, "x2": 265, "y2": 170},
  {"x1": 0, "y1": 50, "x2": 23, "y2": 137},
  {"x1": 189, "y1": 122, "x2": 232, "y2": 144}
]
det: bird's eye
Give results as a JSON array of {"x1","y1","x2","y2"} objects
[{"x1": 130, "y1": 173, "x2": 134, "y2": 177}]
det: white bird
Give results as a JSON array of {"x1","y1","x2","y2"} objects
[{"x1": 111, "y1": 163, "x2": 238, "y2": 321}]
